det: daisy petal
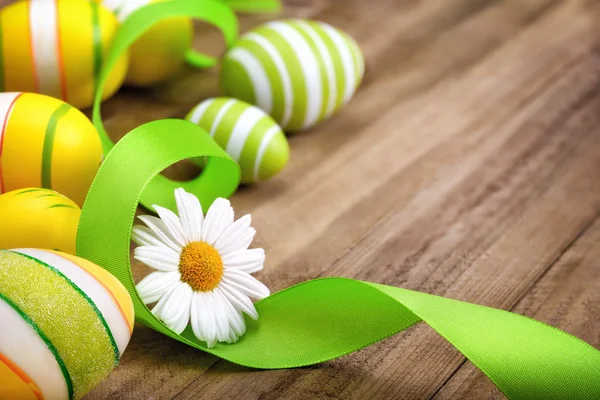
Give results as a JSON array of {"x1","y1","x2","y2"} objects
[
  {"x1": 131, "y1": 225, "x2": 167, "y2": 248},
  {"x1": 219, "y1": 283, "x2": 259, "y2": 319},
  {"x1": 138, "y1": 215, "x2": 183, "y2": 252},
  {"x1": 152, "y1": 282, "x2": 193, "y2": 334},
  {"x1": 170, "y1": 284, "x2": 194, "y2": 334},
  {"x1": 191, "y1": 291, "x2": 216, "y2": 348},
  {"x1": 214, "y1": 215, "x2": 253, "y2": 255},
  {"x1": 215, "y1": 288, "x2": 246, "y2": 337},
  {"x1": 236, "y1": 228, "x2": 256, "y2": 253},
  {"x1": 201, "y1": 198, "x2": 234, "y2": 245},
  {"x1": 207, "y1": 291, "x2": 230, "y2": 342},
  {"x1": 227, "y1": 330, "x2": 237, "y2": 344},
  {"x1": 222, "y1": 248, "x2": 265, "y2": 274},
  {"x1": 222, "y1": 270, "x2": 270, "y2": 300},
  {"x1": 175, "y1": 188, "x2": 204, "y2": 243},
  {"x1": 136, "y1": 271, "x2": 181, "y2": 304},
  {"x1": 134, "y1": 246, "x2": 180, "y2": 272},
  {"x1": 153, "y1": 205, "x2": 187, "y2": 247}
]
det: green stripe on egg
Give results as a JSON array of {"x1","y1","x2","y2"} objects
[
  {"x1": 41, "y1": 102, "x2": 72, "y2": 189},
  {"x1": 220, "y1": 19, "x2": 365, "y2": 132},
  {"x1": 0, "y1": 250, "x2": 118, "y2": 399},
  {"x1": 0, "y1": 291, "x2": 74, "y2": 399},
  {"x1": 91, "y1": 2, "x2": 103, "y2": 90},
  {"x1": 186, "y1": 98, "x2": 289, "y2": 184}
]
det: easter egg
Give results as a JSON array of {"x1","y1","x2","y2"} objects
[
  {"x1": 0, "y1": 0, "x2": 129, "y2": 109},
  {"x1": 220, "y1": 19, "x2": 365, "y2": 132},
  {"x1": 0, "y1": 92, "x2": 103, "y2": 206},
  {"x1": 186, "y1": 98, "x2": 290, "y2": 184},
  {"x1": 0, "y1": 188, "x2": 80, "y2": 254},
  {"x1": 0, "y1": 249, "x2": 134, "y2": 400},
  {"x1": 98, "y1": 0, "x2": 193, "y2": 86}
]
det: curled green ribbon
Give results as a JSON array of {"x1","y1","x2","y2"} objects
[
  {"x1": 92, "y1": 0, "x2": 239, "y2": 209},
  {"x1": 77, "y1": 119, "x2": 600, "y2": 399}
]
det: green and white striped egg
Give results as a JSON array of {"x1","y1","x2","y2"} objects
[
  {"x1": 186, "y1": 98, "x2": 289, "y2": 184},
  {"x1": 220, "y1": 19, "x2": 365, "y2": 132}
]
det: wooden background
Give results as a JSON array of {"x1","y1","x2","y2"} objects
[{"x1": 7, "y1": 0, "x2": 600, "y2": 398}]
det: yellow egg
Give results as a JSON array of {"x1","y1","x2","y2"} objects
[
  {"x1": 0, "y1": 92, "x2": 103, "y2": 206},
  {"x1": 0, "y1": 249, "x2": 135, "y2": 400},
  {"x1": 0, "y1": 0, "x2": 129, "y2": 109},
  {"x1": 0, "y1": 188, "x2": 80, "y2": 254},
  {"x1": 98, "y1": 0, "x2": 193, "y2": 86}
]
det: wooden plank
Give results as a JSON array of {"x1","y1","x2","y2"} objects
[{"x1": 433, "y1": 216, "x2": 600, "y2": 400}]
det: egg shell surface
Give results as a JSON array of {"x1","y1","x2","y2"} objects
[
  {"x1": 220, "y1": 19, "x2": 365, "y2": 132},
  {"x1": 0, "y1": 92, "x2": 103, "y2": 206},
  {"x1": 186, "y1": 98, "x2": 290, "y2": 184},
  {"x1": 0, "y1": 249, "x2": 135, "y2": 400},
  {"x1": 0, "y1": 0, "x2": 128, "y2": 109}
]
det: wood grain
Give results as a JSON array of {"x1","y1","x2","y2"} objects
[{"x1": 1, "y1": 0, "x2": 598, "y2": 398}]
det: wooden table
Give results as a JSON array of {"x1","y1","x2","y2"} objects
[{"x1": 10, "y1": 0, "x2": 600, "y2": 398}]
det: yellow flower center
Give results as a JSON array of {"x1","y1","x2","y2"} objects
[{"x1": 179, "y1": 242, "x2": 223, "y2": 292}]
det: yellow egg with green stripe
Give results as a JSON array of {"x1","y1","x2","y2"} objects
[
  {"x1": 0, "y1": 92, "x2": 102, "y2": 206},
  {"x1": 97, "y1": 0, "x2": 193, "y2": 86},
  {"x1": 0, "y1": 249, "x2": 135, "y2": 400},
  {"x1": 0, "y1": 0, "x2": 129, "y2": 109},
  {"x1": 0, "y1": 188, "x2": 80, "y2": 254},
  {"x1": 186, "y1": 98, "x2": 290, "y2": 184},
  {"x1": 221, "y1": 19, "x2": 365, "y2": 132}
]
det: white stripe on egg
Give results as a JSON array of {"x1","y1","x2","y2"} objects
[
  {"x1": 14, "y1": 249, "x2": 131, "y2": 356},
  {"x1": 209, "y1": 99, "x2": 236, "y2": 137},
  {"x1": 321, "y1": 22, "x2": 357, "y2": 105},
  {"x1": 0, "y1": 297, "x2": 69, "y2": 400},
  {"x1": 295, "y1": 20, "x2": 338, "y2": 119},
  {"x1": 29, "y1": 0, "x2": 62, "y2": 98},
  {"x1": 265, "y1": 21, "x2": 323, "y2": 130},
  {"x1": 228, "y1": 48, "x2": 273, "y2": 114},
  {"x1": 226, "y1": 106, "x2": 265, "y2": 162},
  {"x1": 244, "y1": 32, "x2": 294, "y2": 128},
  {"x1": 0, "y1": 92, "x2": 20, "y2": 144},
  {"x1": 253, "y1": 125, "x2": 280, "y2": 182},
  {"x1": 188, "y1": 98, "x2": 214, "y2": 124}
]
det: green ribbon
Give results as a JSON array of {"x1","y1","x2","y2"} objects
[
  {"x1": 77, "y1": 119, "x2": 600, "y2": 399},
  {"x1": 82, "y1": 1, "x2": 600, "y2": 397},
  {"x1": 92, "y1": 0, "x2": 239, "y2": 210}
]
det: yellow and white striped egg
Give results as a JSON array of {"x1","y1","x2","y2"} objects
[
  {"x1": 0, "y1": 92, "x2": 103, "y2": 206},
  {"x1": 0, "y1": 188, "x2": 81, "y2": 254},
  {"x1": 186, "y1": 98, "x2": 290, "y2": 184},
  {"x1": 0, "y1": 0, "x2": 129, "y2": 109},
  {"x1": 220, "y1": 19, "x2": 365, "y2": 132},
  {"x1": 0, "y1": 249, "x2": 135, "y2": 400},
  {"x1": 98, "y1": 0, "x2": 193, "y2": 86}
]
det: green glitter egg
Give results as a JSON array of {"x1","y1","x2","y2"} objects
[
  {"x1": 186, "y1": 98, "x2": 290, "y2": 184},
  {"x1": 220, "y1": 19, "x2": 365, "y2": 132},
  {"x1": 0, "y1": 249, "x2": 135, "y2": 400}
]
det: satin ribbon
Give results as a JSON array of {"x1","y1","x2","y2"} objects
[
  {"x1": 92, "y1": 0, "x2": 240, "y2": 210},
  {"x1": 76, "y1": 119, "x2": 600, "y2": 399},
  {"x1": 82, "y1": 1, "x2": 600, "y2": 397}
]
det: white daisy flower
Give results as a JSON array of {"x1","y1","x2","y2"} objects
[{"x1": 132, "y1": 188, "x2": 270, "y2": 348}]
